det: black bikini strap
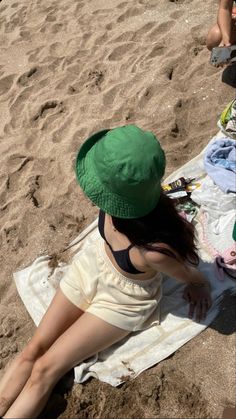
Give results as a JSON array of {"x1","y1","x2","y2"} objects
[{"x1": 127, "y1": 244, "x2": 134, "y2": 250}]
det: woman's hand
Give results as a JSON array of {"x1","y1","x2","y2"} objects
[
  {"x1": 183, "y1": 282, "x2": 212, "y2": 322},
  {"x1": 144, "y1": 250, "x2": 212, "y2": 322}
]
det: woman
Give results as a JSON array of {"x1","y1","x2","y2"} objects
[
  {"x1": 0, "y1": 125, "x2": 211, "y2": 419},
  {"x1": 206, "y1": 0, "x2": 236, "y2": 50}
]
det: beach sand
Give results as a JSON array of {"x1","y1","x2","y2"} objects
[{"x1": 0, "y1": 0, "x2": 235, "y2": 417}]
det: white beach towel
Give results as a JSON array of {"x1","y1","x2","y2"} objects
[{"x1": 14, "y1": 132, "x2": 236, "y2": 387}]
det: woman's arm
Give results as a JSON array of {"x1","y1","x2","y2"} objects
[
  {"x1": 145, "y1": 250, "x2": 212, "y2": 322},
  {"x1": 145, "y1": 249, "x2": 207, "y2": 285},
  {"x1": 217, "y1": 0, "x2": 233, "y2": 46}
]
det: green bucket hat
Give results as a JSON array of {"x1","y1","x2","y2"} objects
[{"x1": 75, "y1": 124, "x2": 165, "y2": 218}]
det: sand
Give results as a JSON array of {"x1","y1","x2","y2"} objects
[{"x1": 0, "y1": 0, "x2": 235, "y2": 417}]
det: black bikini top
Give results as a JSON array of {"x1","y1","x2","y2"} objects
[{"x1": 98, "y1": 210, "x2": 144, "y2": 275}]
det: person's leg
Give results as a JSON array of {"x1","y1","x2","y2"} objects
[
  {"x1": 0, "y1": 289, "x2": 83, "y2": 416},
  {"x1": 206, "y1": 24, "x2": 222, "y2": 50},
  {"x1": 4, "y1": 312, "x2": 129, "y2": 419}
]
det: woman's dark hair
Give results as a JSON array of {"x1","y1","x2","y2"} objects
[{"x1": 112, "y1": 192, "x2": 199, "y2": 265}]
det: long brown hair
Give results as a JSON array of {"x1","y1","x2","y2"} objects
[{"x1": 112, "y1": 193, "x2": 199, "y2": 265}]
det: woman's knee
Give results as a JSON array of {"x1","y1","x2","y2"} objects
[
  {"x1": 29, "y1": 356, "x2": 59, "y2": 390},
  {"x1": 20, "y1": 340, "x2": 45, "y2": 365},
  {"x1": 206, "y1": 24, "x2": 222, "y2": 50}
]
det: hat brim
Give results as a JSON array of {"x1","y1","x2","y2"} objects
[{"x1": 75, "y1": 129, "x2": 110, "y2": 168}]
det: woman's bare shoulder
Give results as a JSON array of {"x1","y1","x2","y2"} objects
[{"x1": 142, "y1": 243, "x2": 178, "y2": 265}]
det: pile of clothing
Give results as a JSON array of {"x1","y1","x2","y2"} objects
[{"x1": 164, "y1": 101, "x2": 236, "y2": 280}]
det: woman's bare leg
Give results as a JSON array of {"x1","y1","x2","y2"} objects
[
  {"x1": 4, "y1": 312, "x2": 129, "y2": 419},
  {"x1": 0, "y1": 289, "x2": 84, "y2": 416},
  {"x1": 206, "y1": 22, "x2": 236, "y2": 50}
]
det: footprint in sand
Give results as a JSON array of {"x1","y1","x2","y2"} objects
[
  {"x1": 4, "y1": 6, "x2": 27, "y2": 32},
  {"x1": 92, "y1": 8, "x2": 112, "y2": 16},
  {"x1": 4, "y1": 165, "x2": 43, "y2": 212},
  {"x1": 94, "y1": 33, "x2": 109, "y2": 46},
  {"x1": 147, "y1": 21, "x2": 175, "y2": 40},
  {"x1": 18, "y1": 29, "x2": 31, "y2": 40},
  {"x1": 147, "y1": 44, "x2": 165, "y2": 59},
  {"x1": 42, "y1": 5, "x2": 55, "y2": 14},
  {"x1": 5, "y1": 155, "x2": 34, "y2": 199},
  {"x1": 190, "y1": 24, "x2": 206, "y2": 45},
  {"x1": 7, "y1": 154, "x2": 33, "y2": 172},
  {"x1": 117, "y1": 6, "x2": 143, "y2": 23},
  {"x1": 51, "y1": 23, "x2": 64, "y2": 34},
  {"x1": 27, "y1": 46, "x2": 42, "y2": 63},
  {"x1": 0, "y1": 313, "x2": 19, "y2": 340},
  {"x1": 25, "y1": 175, "x2": 41, "y2": 208},
  {"x1": 3, "y1": 224, "x2": 23, "y2": 251},
  {"x1": 117, "y1": 2, "x2": 128, "y2": 10},
  {"x1": 49, "y1": 42, "x2": 64, "y2": 56},
  {"x1": 170, "y1": 10, "x2": 183, "y2": 19},
  {"x1": 0, "y1": 312, "x2": 20, "y2": 369},
  {"x1": 0, "y1": 74, "x2": 15, "y2": 96},
  {"x1": 17, "y1": 67, "x2": 38, "y2": 87},
  {"x1": 105, "y1": 23, "x2": 113, "y2": 31},
  {"x1": 109, "y1": 31, "x2": 134, "y2": 43},
  {"x1": 45, "y1": 12, "x2": 57, "y2": 23},
  {"x1": 131, "y1": 22, "x2": 156, "y2": 41},
  {"x1": 0, "y1": 4, "x2": 8, "y2": 13},
  {"x1": 108, "y1": 43, "x2": 135, "y2": 61},
  {"x1": 8, "y1": 86, "x2": 34, "y2": 130},
  {"x1": 32, "y1": 100, "x2": 64, "y2": 122}
]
